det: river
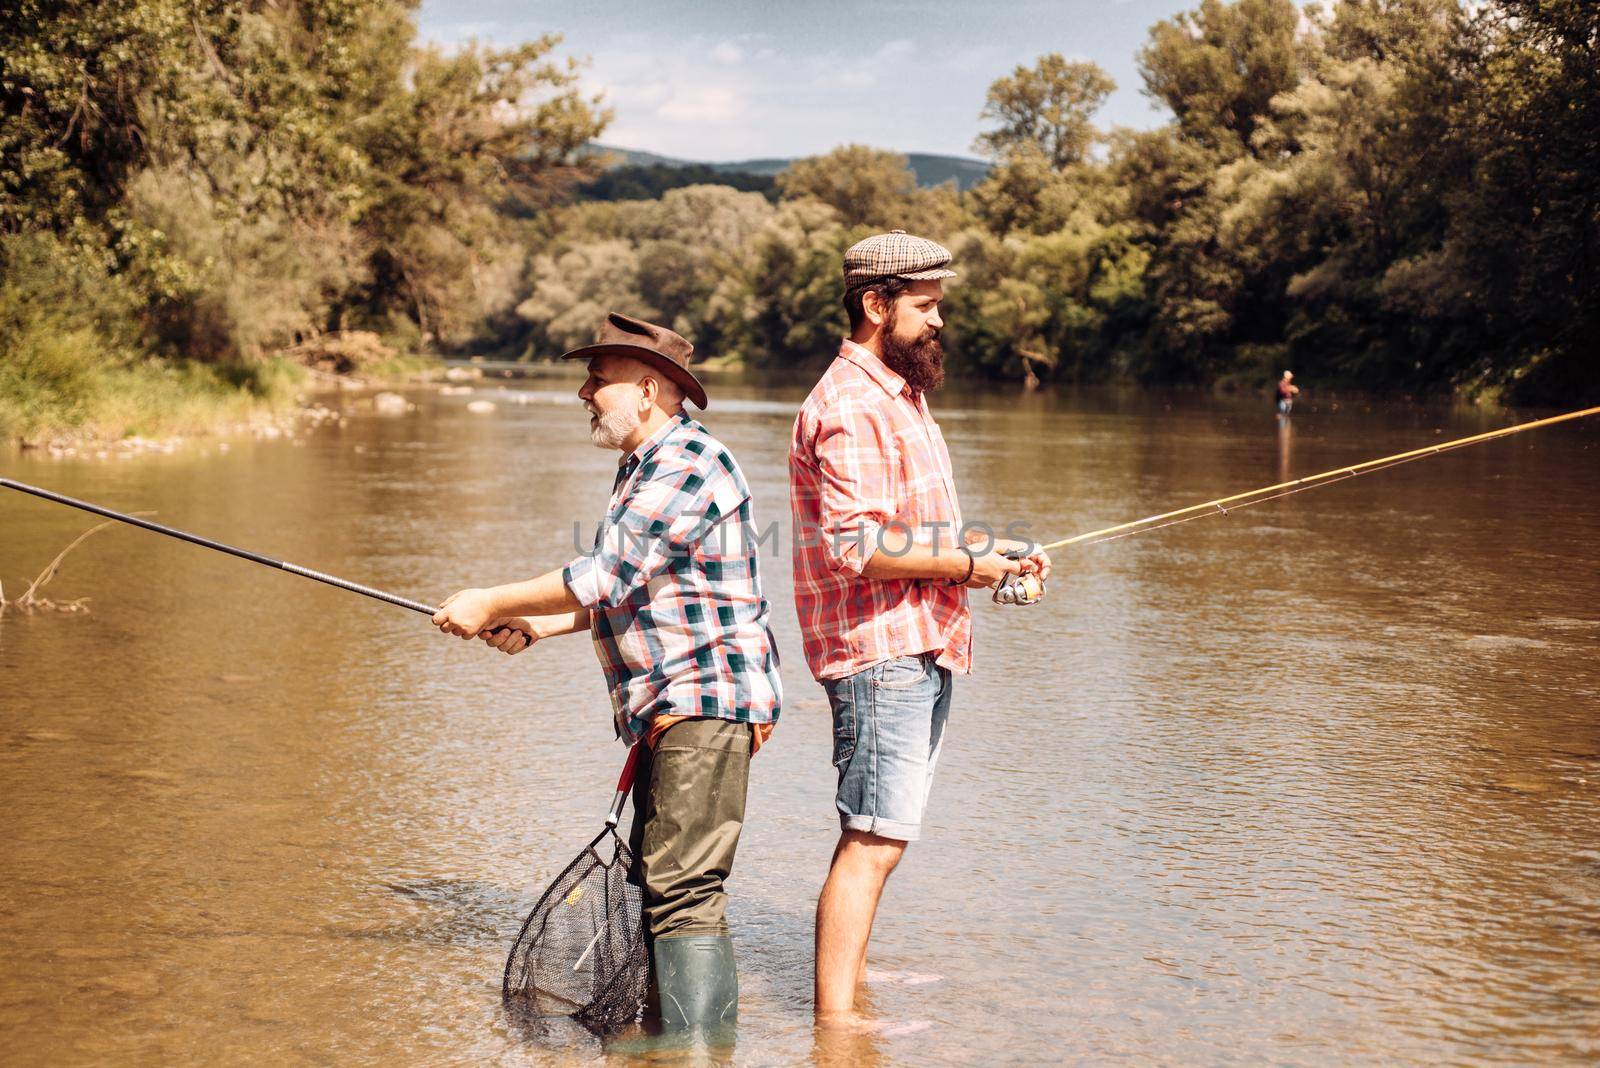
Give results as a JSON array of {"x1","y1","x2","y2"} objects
[{"x1": 2, "y1": 372, "x2": 1597, "y2": 1065}]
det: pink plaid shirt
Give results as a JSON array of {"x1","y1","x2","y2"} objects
[{"x1": 789, "y1": 340, "x2": 972, "y2": 681}]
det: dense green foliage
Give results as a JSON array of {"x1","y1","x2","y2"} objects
[
  {"x1": 0, "y1": 0, "x2": 605, "y2": 438},
  {"x1": 519, "y1": 0, "x2": 1595, "y2": 401},
  {"x1": 2, "y1": 0, "x2": 1594, "y2": 440}
]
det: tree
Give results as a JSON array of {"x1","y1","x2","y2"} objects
[
  {"x1": 0, "y1": 0, "x2": 191, "y2": 238},
  {"x1": 775, "y1": 145, "x2": 917, "y2": 228},
  {"x1": 1, "y1": 1, "x2": 609, "y2": 362},
  {"x1": 353, "y1": 35, "x2": 608, "y2": 347},
  {"x1": 731, "y1": 200, "x2": 851, "y2": 364},
  {"x1": 974, "y1": 55, "x2": 1115, "y2": 170},
  {"x1": 638, "y1": 185, "x2": 775, "y2": 353},
  {"x1": 517, "y1": 238, "x2": 650, "y2": 353},
  {"x1": 967, "y1": 143, "x2": 1084, "y2": 236},
  {"x1": 943, "y1": 215, "x2": 1149, "y2": 383},
  {"x1": 1410, "y1": 0, "x2": 1600, "y2": 401},
  {"x1": 1138, "y1": 0, "x2": 1304, "y2": 154}
]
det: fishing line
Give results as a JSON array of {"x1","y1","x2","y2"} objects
[
  {"x1": 1039, "y1": 405, "x2": 1600, "y2": 553},
  {"x1": 993, "y1": 405, "x2": 1600, "y2": 605},
  {"x1": 1077, "y1": 456, "x2": 1412, "y2": 546}
]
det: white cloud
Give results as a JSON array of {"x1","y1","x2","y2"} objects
[
  {"x1": 416, "y1": 0, "x2": 1202, "y2": 159},
  {"x1": 656, "y1": 84, "x2": 747, "y2": 124},
  {"x1": 575, "y1": 32, "x2": 983, "y2": 158}
]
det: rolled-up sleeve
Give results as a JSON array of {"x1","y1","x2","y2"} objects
[
  {"x1": 810, "y1": 397, "x2": 899, "y2": 575},
  {"x1": 564, "y1": 453, "x2": 738, "y2": 609},
  {"x1": 562, "y1": 551, "x2": 604, "y2": 610}
]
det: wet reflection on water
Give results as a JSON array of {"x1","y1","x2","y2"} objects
[{"x1": 2, "y1": 378, "x2": 1598, "y2": 1065}]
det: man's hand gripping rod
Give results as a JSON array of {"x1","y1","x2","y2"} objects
[{"x1": 993, "y1": 547, "x2": 1046, "y2": 607}]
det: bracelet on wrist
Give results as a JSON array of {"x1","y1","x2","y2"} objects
[{"x1": 948, "y1": 546, "x2": 976, "y2": 586}]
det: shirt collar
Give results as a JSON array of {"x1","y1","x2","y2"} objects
[
  {"x1": 839, "y1": 339, "x2": 908, "y2": 399},
  {"x1": 617, "y1": 410, "x2": 691, "y2": 479}
]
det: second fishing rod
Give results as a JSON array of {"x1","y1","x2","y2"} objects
[{"x1": 989, "y1": 404, "x2": 1600, "y2": 607}]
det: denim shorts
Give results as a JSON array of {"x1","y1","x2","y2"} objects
[{"x1": 821, "y1": 653, "x2": 953, "y2": 842}]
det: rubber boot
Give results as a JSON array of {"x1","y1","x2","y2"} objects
[{"x1": 652, "y1": 934, "x2": 738, "y2": 1039}]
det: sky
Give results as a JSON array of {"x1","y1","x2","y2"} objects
[{"x1": 415, "y1": 0, "x2": 1209, "y2": 162}]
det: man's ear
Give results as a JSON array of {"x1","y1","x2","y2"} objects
[
  {"x1": 638, "y1": 374, "x2": 659, "y2": 411},
  {"x1": 864, "y1": 289, "x2": 891, "y2": 328}
]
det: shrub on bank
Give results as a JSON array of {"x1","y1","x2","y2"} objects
[
  {"x1": 0, "y1": 234, "x2": 304, "y2": 444},
  {"x1": 0, "y1": 233, "x2": 136, "y2": 440},
  {"x1": 0, "y1": 352, "x2": 305, "y2": 446}
]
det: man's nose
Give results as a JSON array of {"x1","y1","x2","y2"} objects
[{"x1": 928, "y1": 308, "x2": 944, "y2": 331}]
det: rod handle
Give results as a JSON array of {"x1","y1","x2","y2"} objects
[
  {"x1": 477, "y1": 622, "x2": 530, "y2": 646},
  {"x1": 604, "y1": 743, "x2": 643, "y2": 828}
]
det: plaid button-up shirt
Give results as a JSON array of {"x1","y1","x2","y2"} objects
[
  {"x1": 789, "y1": 340, "x2": 972, "y2": 681},
  {"x1": 564, "y1": 412, "x2": 782, "y2": 741}
]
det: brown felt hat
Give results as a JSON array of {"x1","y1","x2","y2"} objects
[{"x1": 559, "y1": 312, "x2": 708, "y2": 409}]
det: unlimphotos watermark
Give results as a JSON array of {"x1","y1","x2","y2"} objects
[{"x1": 570, "y1": 512, "x2": 1035, "y2": 561}]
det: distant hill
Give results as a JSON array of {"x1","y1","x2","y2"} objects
[
  {"x1": 580, "y1": 143, "x2": 991, "y2": 191},
  {"x1": 576, "y1": 162, "x2": 778, "y2": 203}
]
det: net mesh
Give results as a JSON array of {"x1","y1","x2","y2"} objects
[{"x1": 502, "y1": 826, "x2": 648, "y2": 1036}]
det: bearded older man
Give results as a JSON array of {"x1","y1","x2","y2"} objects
[
  {"x1": 432, "y1": 312, "x2": 781, "y2": 1037},
  {"x1": 790, "y1": 232, "x2": 1051, "y2": 1021}
]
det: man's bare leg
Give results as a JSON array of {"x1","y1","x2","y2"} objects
[{"x1": 815, "y1": 829, "x2": 907, "y2": 1019}]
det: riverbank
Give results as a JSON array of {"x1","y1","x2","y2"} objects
[{"x1": 1, "y1": 341, "x2": 447, "y2": 452}]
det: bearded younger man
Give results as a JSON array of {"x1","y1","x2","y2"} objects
[
  {"x1": 433, "y1": 312, "x2": 781, "y2": 1036},
  {"x1": 789, "y1": 232, "x2": 1051, "y2": 1021}
]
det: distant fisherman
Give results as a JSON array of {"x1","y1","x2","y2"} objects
[
  {"x1": 1277, "y1": 370, "x2": 1300, "y2": 415},
  {"x1": 431, "y1": 313, "x2": 780, "y2": 1040},
  {"x1": 789, "y1": 231, "x2": 1050, "y2": 1023}
]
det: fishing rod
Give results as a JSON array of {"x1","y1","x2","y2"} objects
[
  {"x1": 0, "y1": 477, "x2": 520, "y2": 639},
  {"x1": 994, "y1": 404, "x2": 1600, "y2": 606}
]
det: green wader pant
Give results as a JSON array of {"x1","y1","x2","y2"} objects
[{"x1": 626, "y1": 717, "x2": 752, "y2": 940}]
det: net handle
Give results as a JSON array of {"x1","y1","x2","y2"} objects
[{"x1": 604, "y1": 744, "x2": 643, "y2": 828}]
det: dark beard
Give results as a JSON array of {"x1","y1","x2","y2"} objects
[{"x1": 879, "y1": 315, "x2": 945, "y2": 394}]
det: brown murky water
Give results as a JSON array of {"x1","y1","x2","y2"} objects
[{"x1": 3, "y1": 375, "x2": 1598, "y2": 1065}]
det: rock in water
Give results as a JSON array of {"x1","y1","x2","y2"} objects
[
  {"x1": 373, "y1": 392, "x2": 408, "y2": 415},
  {"x1": 466, "y1": 400, "x2": 496, "y2": 415}
]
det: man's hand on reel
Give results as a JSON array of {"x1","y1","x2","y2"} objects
[
  {"x1": 983, "y1": 538, "x2": 1052, "y2": 606},
  {"x1": 964, "y1": 548, "x2": 1023, "y2": 589},
  {"x1": 991, "y1": 538, "x2": 1051, "y2": 582}
]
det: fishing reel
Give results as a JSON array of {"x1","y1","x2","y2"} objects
[{"x1": 993, "y1": 546, "x2": 1046, "y2": 607}]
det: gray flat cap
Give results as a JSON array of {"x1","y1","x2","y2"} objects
[{"x1": 842, "y1": 229, "x2": 956, "y2": 288}]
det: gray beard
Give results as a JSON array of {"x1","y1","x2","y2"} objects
[{"x1": 590, "y1": 405, "x2": 639, "y2": 450}]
